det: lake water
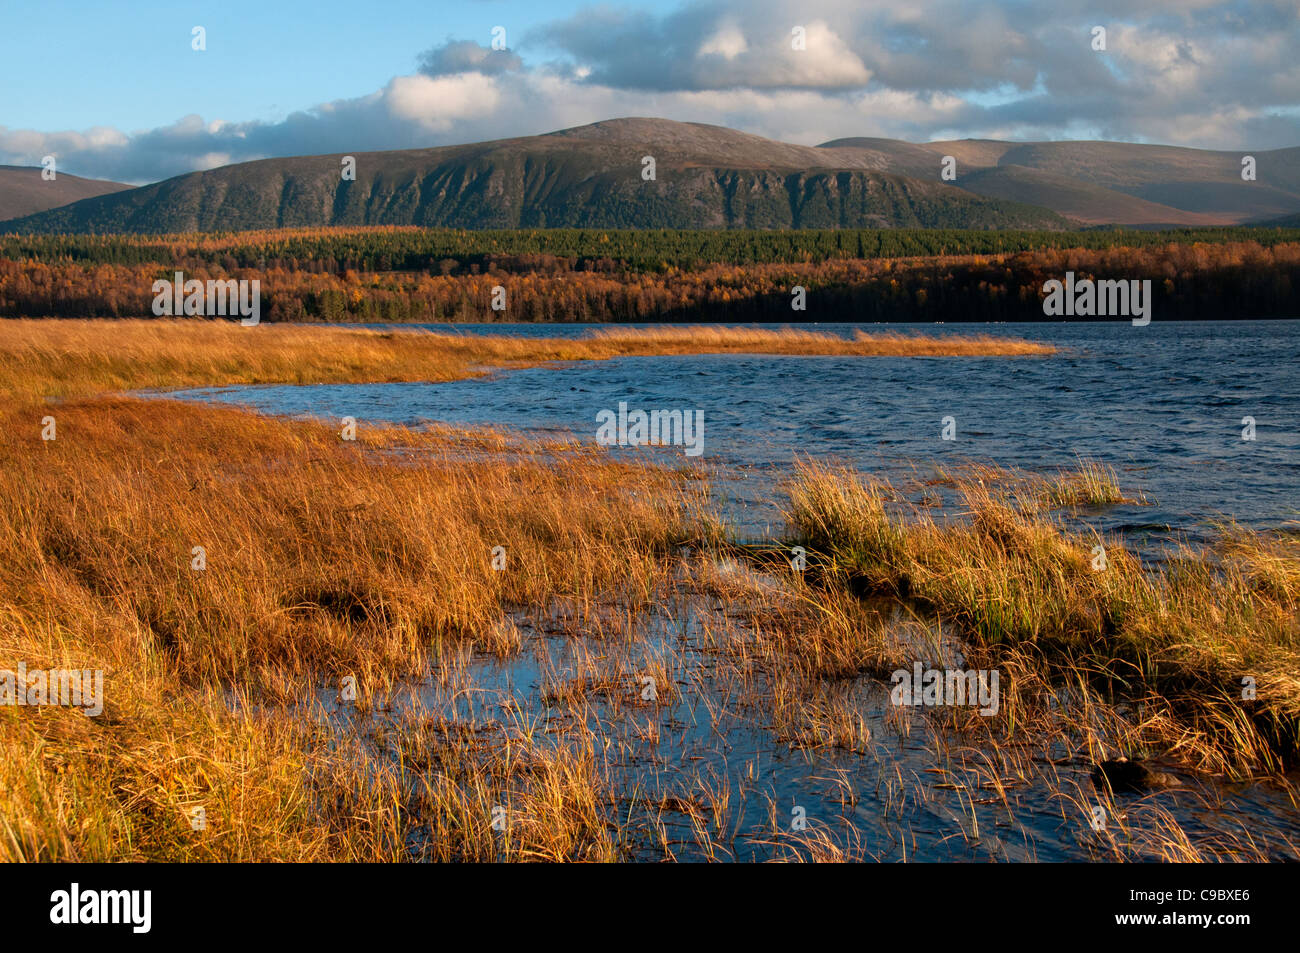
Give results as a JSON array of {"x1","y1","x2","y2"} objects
[{"x1": 167, "y1": 320, "x2": 1300, "y2": 545}]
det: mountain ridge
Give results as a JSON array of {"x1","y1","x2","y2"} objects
[
  {"x1": 3, "y1": 118, "x2": 1296, "y2": 234},
  {"x1": 0, "y1": 166, "x2": 132, "y2": 220}
]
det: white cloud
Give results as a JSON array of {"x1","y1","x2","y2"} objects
[
  {"x1": 191, "y1": 152, "x2": 234, "y2": 171},
  {"x1": 699, "y1": 23, "x2": 748, "y2": 60},
  {"x1": 385, "y1": 74, "x2": 502, "y2": 129},
  {"x1": 0, "y1": 0, "x2": 1295, "y2": 185}
]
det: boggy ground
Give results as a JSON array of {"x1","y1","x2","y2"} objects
[{"x1": 0, "y1": 320, "x2": 1294, "y2": 861}]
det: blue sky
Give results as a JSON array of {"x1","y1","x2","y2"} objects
[
  {"x1": 3, "y1": 0, "x2": 1297, "y2": 184},
  {"x1": 2, "y1": 0, "x2": 583, "y2": 130}
]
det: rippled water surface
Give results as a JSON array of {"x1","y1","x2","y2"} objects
[{"x1": 168, "y1": 320, "x2": 1300, "y2": 542}]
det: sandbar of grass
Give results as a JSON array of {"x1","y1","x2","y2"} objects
[{"x1": 0, "y1": 318, "x2": 1055, "y2": 405}]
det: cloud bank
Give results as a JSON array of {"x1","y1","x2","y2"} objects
[{"x1": 3, "y1": 0, "x2": 1297, "y2": 184}]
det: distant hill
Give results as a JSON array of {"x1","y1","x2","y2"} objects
[
  {"x1": 1256, "y1": 212, "x2": 1300, "y2": 227},
  {"x1": 821, "y1": 137, "x2": 1300, "y2": 226},
  {"x1": 3, "y1": 119, "x2": 1296, "y2": 234},
  {"x1": 0, "y1": 119, "x2": 1065, "y2": 234},
  {"x1": 0, "y1": 166, "x2": 131, "y2": 220}
]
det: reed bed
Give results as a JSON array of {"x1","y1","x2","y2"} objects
[
  {"x1": 0, "y1": 389, "x2": 701, "y2": 860},
  {"x1": 1044, "y1": 458, "x2": 1135, "y2": 507},
  {"x1": 784, "y1": 460, "x2": 1300, "y2": 776},
  {"x1": 0, "y1": 318, "x2": 1054, "y2": 403}
]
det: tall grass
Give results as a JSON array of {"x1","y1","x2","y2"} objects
[
  {"x1": 1044, "y1": 458, "x2": 1134, "y2": 507},
  {"x1": 0, "y1": 319, "x2": 1054, "y2": 404},
  {"x1": 785, "y1": 461, "x2": 1300, "y2": 775},
  {"x1": 0, "y1": 389, "x2": 701, "y2": 859}
]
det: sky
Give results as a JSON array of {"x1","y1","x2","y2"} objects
[{"x1": 2, "y1": 0, "x2": 1297, "y2": 184}]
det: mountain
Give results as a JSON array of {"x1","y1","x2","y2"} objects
[
  {"x1": 0, "y1": 119, "x2": 1065, "y2": 234},
  {"x1": 4, "y1": 119, "x2": 1296, "y2": 235},
  {"x1": 0, "y1": 166, "x2": 131, "y2": 220},
  {"x1": 821, "y1": 137, "x2": 1300, "y2": 226}
]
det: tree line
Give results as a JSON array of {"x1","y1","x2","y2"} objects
[
  {"x1": 2, "y1": 239, "x2": 1296, "y2": 323},
  {"x1": 4, "y1": 225, "x2": 1300, "y2": 274}
]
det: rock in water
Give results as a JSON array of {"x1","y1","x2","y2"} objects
[{"x1": 1092, "y1": 757, "x2": 1179, "y2": 793}]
